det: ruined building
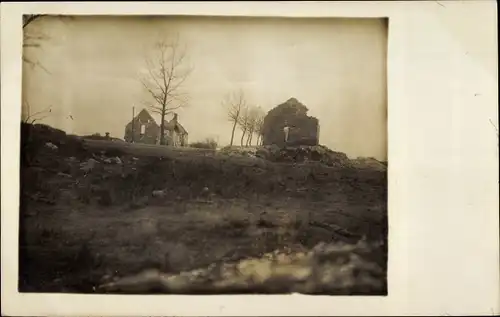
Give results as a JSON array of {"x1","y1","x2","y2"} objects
[
  {"x1": 163, "y1": 113, "x2": 189, "y2": 146},
  {"x1": 261, "y1": 98, "x2": 320, "y2": 147},
  {"x1": 124, "y1": 109, "x2": 159, "y2": 144},
  {"x1": 124, "y1": 109, "x2": 188, "y2": 146}
]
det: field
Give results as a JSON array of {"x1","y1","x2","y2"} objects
[{"x1": 19, "y1": 123, "x2": 388, "y2": 295}]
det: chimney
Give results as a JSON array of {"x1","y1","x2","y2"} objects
[{"x1": 173, "y1": 113, "x2": 178, "y2": 123}]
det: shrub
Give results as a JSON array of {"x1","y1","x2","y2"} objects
[{"x1": 190, "y1": 138, "x2": 218, "y2": 150}]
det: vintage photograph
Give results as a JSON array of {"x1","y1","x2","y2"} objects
[{"x1": 19, "y1": 15, "x2": 388, "y2": 295}]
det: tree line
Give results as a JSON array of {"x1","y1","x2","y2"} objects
[{"x1": 222, "y1": 90, "x2": 266, "y2": 147}]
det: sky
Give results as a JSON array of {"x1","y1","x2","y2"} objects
[{"x1": 22, "y1": 15, "x2": 388, "y2": 160}]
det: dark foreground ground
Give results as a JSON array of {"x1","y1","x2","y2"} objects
[{"x1": 19, "y1": 123, "x2": 388, "y2": 295}]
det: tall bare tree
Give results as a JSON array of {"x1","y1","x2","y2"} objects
[
  {"x1": 253, "y1": 107, "x2": 266, "y2": 146},
  {"x1": 254, "y1": 108, "x2": 266, "y2": 145},
  {"x1": 245, "y1": 106, "x2": 261, "y2": 146},
  {"x1": 139, "y1": 35, "x2": 193, "y2": 145},
  {"x1": 222, "y1": 90, "x2": 246, "y2": 147},
  {"x1": 238, "y1": 104, "x2": 252, "y2": 147}
]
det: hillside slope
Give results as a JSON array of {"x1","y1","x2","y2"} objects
[{"x1": 19, "y1": 123, "x2": 388, "y2": 294}]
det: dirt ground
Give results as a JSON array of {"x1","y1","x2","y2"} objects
[{"x1": 18, "y1": 123, "x2": 388, "y2": 295}]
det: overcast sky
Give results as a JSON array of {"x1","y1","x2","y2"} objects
[{"x1": 23, "y1": 15, "x2": 387, "y2": 160}]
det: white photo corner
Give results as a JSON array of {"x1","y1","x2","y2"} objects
[{"x1": 1, "y1": 1, "x2": 498, "y2": 316}]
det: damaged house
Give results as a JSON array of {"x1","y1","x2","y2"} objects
[
  {"x1": 124, "y1": 109, "x2": 188, "y2": 146},
  {"x1": 124, "y1": 109, "x2": 159, "y2": 144},
  {"x1": 261, "y1": 97, "x2": 320, "y2": 147},
  {"x1": 163, "y1": 113, "x2": 189, "y2": 146}
]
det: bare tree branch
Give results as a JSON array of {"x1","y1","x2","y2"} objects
[
  {"x1": 149, "y1": 108, "x2": 164, "y2": 115},
  {"x1": 253, "y1": 107, "x2": 266, "y2": 146},
  {"x1": 23, "y1": 15, "x2": 74, "y2": 74},
  {"x1": 23, "y1": 15, "x2": 51, "y2": 74},
  {"x1": 23, "y1": 14, "x2": 74, "y2": 29},
  {"x1": 23, "y1": 14, "x2": 46, "y2": 29},
  {"x1": 22, "y1": 100, "x2": 52, "y2": 124},
  {"x1": 143, "y1": 57, "x2": 166, "y2": 95},
  {"x1": 23, "y1": 43, "x2": 42, "y2": 48},
  {"x1": 245, "y1": 106, "x2": 263, "y2": 146},
  {"x1": 489, "y1": 118, "x2": 498, "y2": 134},
  {"x1": 236, "y1": 103, "x2": 253, "y2": 147},
  {"x1": 24, "y1": 34, "x2": 50, "y2": 41}
]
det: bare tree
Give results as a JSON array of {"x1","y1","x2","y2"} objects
[
  {"x1": 222, "y1": 90, "x2": 246, "y2": 147},
  {"x1": 245, "y1": 106, "x2": 261, "y2": 146},
  {"x1": 139, "y1": 35, "x2": 193, "y2": 145},
  {"x1": 254, "y1": 107, "x2": 266, "y2": 146},
  {"x1": 22, "y1": 100, "x2": 52, "y2": 124},
  {"x1": 238, "y1": 104, "x2": 252, "y2": 147}
]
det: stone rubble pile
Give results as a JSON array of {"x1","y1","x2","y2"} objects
[{"x1": 256, "y1": 145, "x2": 354, "y2": 168}]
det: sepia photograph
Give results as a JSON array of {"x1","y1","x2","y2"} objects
[{"x1": 19, "y1": 14, "x2": 388, "y2": 295}]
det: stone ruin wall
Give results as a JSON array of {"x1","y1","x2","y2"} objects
[{"x1": 262, "y1": 108, "x2": 320, "y2": 147}]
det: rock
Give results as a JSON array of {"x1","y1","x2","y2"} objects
[
  {"x1": 113, "y1": 157, "x2": 123, "y2": 164},
  {"x1": 351, "y1": 157, "x2": 387, "y2": 171},
  {"x1": 255, "y1": 144, "x2": 353, "y2": 167},
  {"x1": 152, "y1": 190, "x2": 166, "y2": 198},
  {"x1": 198, "y1": 186, "x2": 211, "y2": 198},
  {"x1": 219, "y1": 146, "x2": 260, "y2": 159},
  {"x1": 45, "y1": 142, "x2": 58, "y2": 150},
  {"x1": 103, "y1": 158, "x2": 112, "y2": 164},
  {"x1": 80, "y1": 158, "x2": 99, "y2": 172},
  {"x1": 57, "y1": 172, "x2": 72, "y2": 178}
]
